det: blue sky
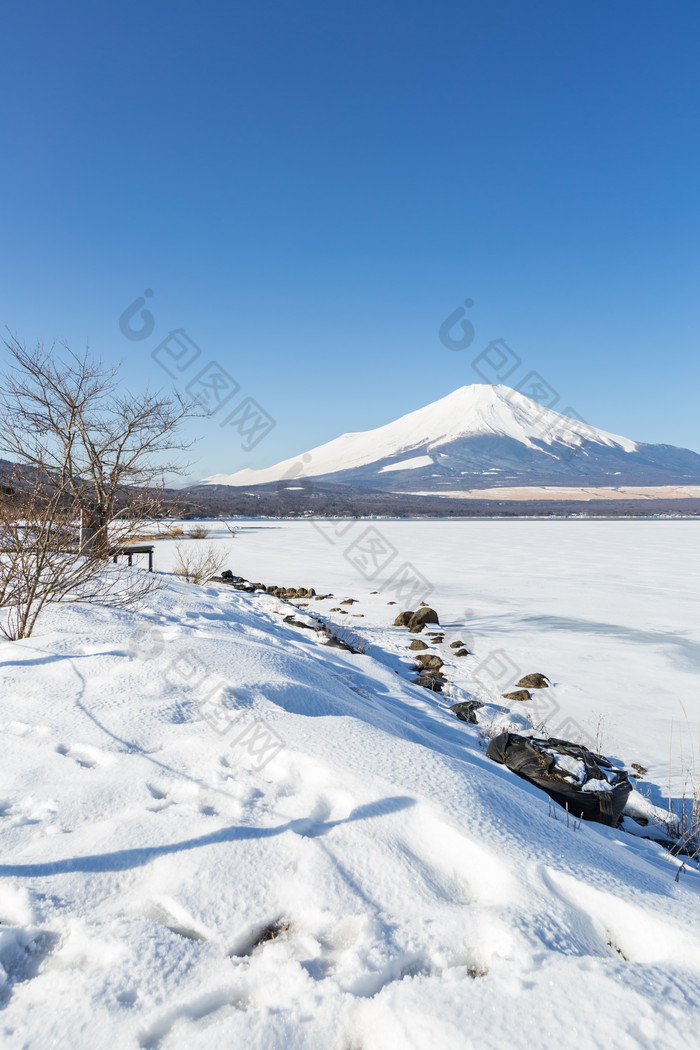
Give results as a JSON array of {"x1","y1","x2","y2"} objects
[{"x1": 1, "y1": 0, "x2": 698, "y2": 480}]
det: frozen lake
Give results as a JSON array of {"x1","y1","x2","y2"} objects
[{"x1": 159, "y1": 518, "x2": 700, "y2": 796}]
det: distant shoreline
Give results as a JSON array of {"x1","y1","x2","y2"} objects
[
  {"x1": 180, "y1": 484, "x2": 700, "y2": 521},
  {"x1": 164, "y1": 513, "x2": 700, "y2": 524}
]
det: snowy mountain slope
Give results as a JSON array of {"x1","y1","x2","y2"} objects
[
  {"x1": 2, "y1": 554, "x2": 700, "y2": 1048},
  {"x1": 202, "y1": 384, "x2": 700, "y2": 490}
]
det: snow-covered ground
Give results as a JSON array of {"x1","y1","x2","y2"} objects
[{"x1": 1, "y1": 519, "x2": 700, "y2": 1047}]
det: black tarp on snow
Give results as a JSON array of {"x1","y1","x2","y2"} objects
[{"x1": 486, "y1": 733, "x2": 632, "y2": 827}]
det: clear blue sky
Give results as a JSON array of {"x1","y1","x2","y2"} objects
[{"x1": 1, "y1": 0, "x2": 698, "y2": 480}]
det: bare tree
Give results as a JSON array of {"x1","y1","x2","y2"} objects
[
  {"x1": 0, "y1": 470, "x2": 168, "y2": 639},
  {"x1": 221, "y1": 520, "x2": 239, "y2": 539},
  {"x1": 0, "y1": 337, "x2": 197, "y2": 638},
  {"x1": 0, "y1": 336, "x2": 196, "y2": 556}
]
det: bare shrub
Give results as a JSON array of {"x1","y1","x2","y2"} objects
[
  {"x1": 187, "y1": 525, "x2": 210, "y2": 539},
  {"x1": 173, "y1": 542, "x2": 226, "y2": 584},
  {"x1": 0, "y1": 475, "x2": 160, "y2": 639}
]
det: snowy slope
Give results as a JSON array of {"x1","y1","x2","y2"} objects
[
  {"x1": 202, "y1": 384, "x2": 700, "y2": 490},
  {"x1": 2, "y1": 534, "x2": 700, "y2": 1048}
]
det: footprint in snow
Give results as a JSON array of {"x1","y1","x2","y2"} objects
[
  {"x1": 142, "y1": 899, "x2": 210, "y2": 943},
  {"x1": 138, "y1": 986, "x2": 246, "y2": 1049},
  {"x1": 0, "y1": 926, "x2": 61, "y2": 1007},
  {"x1": 54, "y1": 743, "x2": 110, "y2": 769},
  {"x1": 144, "y1": 782, "x2": 174, "y2": 811},
  {"x1": 543, "y1": 868, "x2": 700, "y2": 967},
  {"x1": 227, "y1": 911, "x2": 489, "y2": 999}
]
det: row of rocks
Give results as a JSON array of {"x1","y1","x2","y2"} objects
[
  {"x1": 391, "y1": 607, "x2": 449, "y2": 691},
  {"x1": 278, "y1": 604, "x2": 368, "y2": 654},
  {"x1": 392, "y1": 598, "x2": 555, "y2": 722},
  {"x1": 262, "y1": 585, "x2": 372, "y2": 654},
  {"x1": 263, "y1": 584, "x2": 318, "y2": 599},
  {"x1": 235, "y1": 578, "x2": 564, "y2": 746},
  {"x1": 216, "y1": 571, "x2": 257, "y2": 591},
  {"x1": 223, "y1": 575, "x2": 541, "y2": 733},
  {"x1": 393, "y1": 606, "x2": 476, "y2": 693},
  {"x1": 220, "y1": 573, "x2": 337, "y2": 601}
]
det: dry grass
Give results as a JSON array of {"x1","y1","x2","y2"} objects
[
  {"x1": 127, "y1": 523, "x2": 185, "y2": 542},
  {"x1": 666, "y1": 707, "x2": 700, "y2": 862},
  {"x1": 521, "y1": 709, "x2": 550, "y2": 736}
]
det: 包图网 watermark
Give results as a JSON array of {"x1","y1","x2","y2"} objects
[
  {"x1": 118, "y1": 290, "x2": 276, "y2": 453},
  {"x1": 129, "y1": 592, "x2": 285, "y2": 771}
]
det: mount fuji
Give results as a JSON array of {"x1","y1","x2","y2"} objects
[{"x1": 202, "y1": 384, "x2": 700, "y2": 494}]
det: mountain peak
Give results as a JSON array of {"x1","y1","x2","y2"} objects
[{"x1": 202, "y1": 383, "x2": 700, "y2": 490}]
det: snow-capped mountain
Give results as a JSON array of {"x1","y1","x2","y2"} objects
[{"x1": 202, "y1": 384, "x2": 700, "y2": 491}]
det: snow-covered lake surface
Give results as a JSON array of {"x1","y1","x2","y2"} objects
[{"x1": 1, "y1": 518, "x2": 700, "y2": 1047}]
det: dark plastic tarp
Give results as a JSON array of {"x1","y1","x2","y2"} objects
[{"x1": 487, "y1": 733, "x2": 632, "y2": 827}]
